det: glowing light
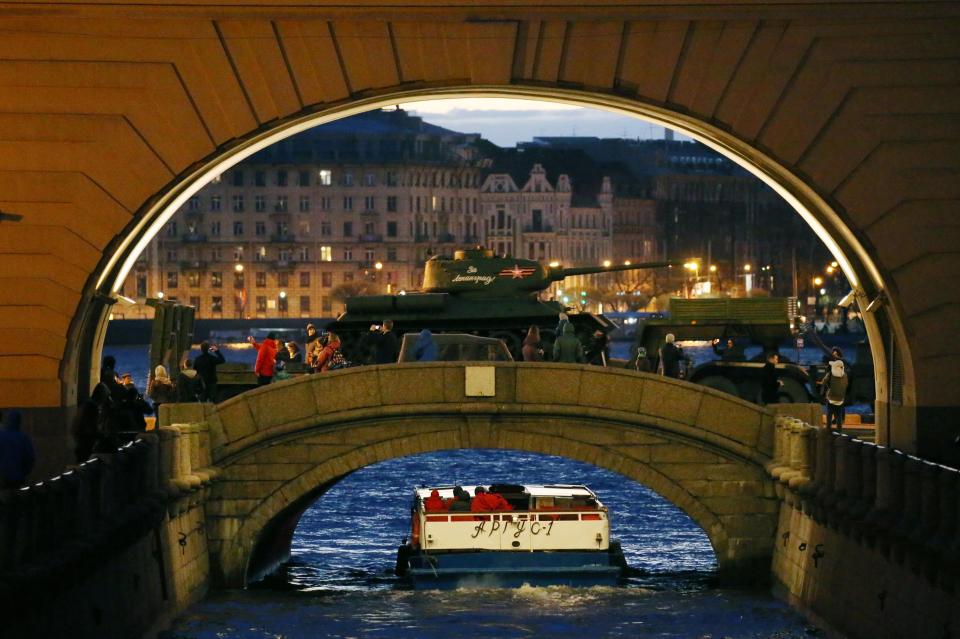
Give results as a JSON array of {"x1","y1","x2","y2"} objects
[
  {"x1": 624, "y1": 260, "x2": 631, "y2": 266},
  {"x1": 820, "y1": 288, "x2": 827, "y2": 295},
  {"x1": 602, "y1": 260, "x2": 612, "y2": 268},
  {"x1": 279, "y1": 290, "x2": 287, "y2": 299},
  {"x1": 549, "y1": 261, "x2": 560, "y2": 267},
  {"x1": 743, "y1": 264, "x2": 752, "y2": 272},
  {"x1": 399, "y1": 290, "x2": 407, "y2": 296},
  {"x1": 709, "y1": 265, "x2": 717, "y2": 272},
  {"x1": 826, "y1": 265, "x2": 835, "y2": 274},
  {"x1": 156, "y1": 291, "x2": 164, "y2": 299},
  {"x1": 684, "y1": 262, "x2": 697, "y2": 271},
  {"x1": 830, "y1": 261, "x2": 839, "y2": 268},
  {"x1": 374, "y1": 261, "x2": 383, "y2": 270},
  {"x1": 580, "y1": 291, "x2": 587, "y2": 296},
  {"x1": 556, "y1": 289, "x2": 564, "y2": 296},
  {"x1": 234, "y1": 263, "x2": 244, "y2": 273},
  {"x1": 813, "y1": 276, "x2": 824, "y2": 286}
]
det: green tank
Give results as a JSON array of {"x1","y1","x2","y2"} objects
[{"x1": 328, "y1": 248, "x2": 675, "y2": 358}]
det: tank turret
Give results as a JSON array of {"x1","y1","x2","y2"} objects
[{"x1": 421, "y1": 248, "x2": 676, "y2": 297}]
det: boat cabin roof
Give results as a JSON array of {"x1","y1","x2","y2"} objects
[{"x1": 415, "y1": 484, "x2": 599, "y2": 500}]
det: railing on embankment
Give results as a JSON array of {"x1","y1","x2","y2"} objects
[
  {"x1": 0, "y1": 424, "x2": 219, "y2": 638},
  {"x1": 768, "y1": 416, "x2": 960, "y2": 638}
]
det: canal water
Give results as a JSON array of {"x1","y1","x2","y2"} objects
[
  {"x1": 104, "y1": 342, "x2": 835, "y2": 638},
  {"x1": 160, "y1": 450, "x2": 825, "y2": 639}
]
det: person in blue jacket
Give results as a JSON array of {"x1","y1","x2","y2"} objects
[
  {"x1": 0, "y1": 410, "x2": 35, "y2": 489},
  {"x1": 414, "y1": 329, "x2": 439, "y2": 362}
]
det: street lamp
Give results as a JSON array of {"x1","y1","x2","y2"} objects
[
  {"x1": 374, "y1": 261, "x2": 383, "y2": 270},
  {"x1": 602, "y1": 260, "x2": 612, "y2": 268},
  {"x1": 234, "y1": 263, "x2": 244, "y2": 273},
  {"x1": 813, "y1": 276, "x2": 823, "y2": 286},
  {"x1": 157, "y1": 291, "x2": 165, "y2": 299}
]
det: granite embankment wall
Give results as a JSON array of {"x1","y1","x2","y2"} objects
[
  {"x1": 768, "y1": 419, "x2": 960, "y2": 638},
  {"x1": 0, "y1": 425, "x2": 215, "y2": 639}
]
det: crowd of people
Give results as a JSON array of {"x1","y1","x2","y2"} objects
[{"x1": 423, "y1": 485, "x2": 514, "y2": 513}]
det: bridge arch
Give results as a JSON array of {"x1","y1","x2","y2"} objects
[{"x1": 189, "y1": 363, "x2": 779, "y2": 587}]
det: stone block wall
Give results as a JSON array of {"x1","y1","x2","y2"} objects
[{"x1": 768, "y1": 416, "x2": 960, "y2": 638}]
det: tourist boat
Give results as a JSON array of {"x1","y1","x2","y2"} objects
[{"x1": 395, "y1": 484, "x2": 627, "y2": 588}]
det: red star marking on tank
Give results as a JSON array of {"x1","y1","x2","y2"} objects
[{"x1": 498, "y1": 265, "x2": 537, "y2": 279}]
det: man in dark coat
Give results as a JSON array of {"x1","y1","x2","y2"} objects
[
  {"x1": 359, "y1": 319, "x2": 400, "y2": 364},
  {"x1": 658, "y1": 333, "x2": 683, "y2": 378},
  {"x1": 193, "y1": 341, "x2": 226, "y2": 402},
  {"x1": 761, "y1": 352, "x2": 782, "y2": 405},
  {"x1": 0, "y1": 410, "x2": 35, "y2": 489}
]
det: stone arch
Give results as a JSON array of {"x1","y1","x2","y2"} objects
[{"x1": 196, "y1": 364, "x2": 778, "y2": 587}]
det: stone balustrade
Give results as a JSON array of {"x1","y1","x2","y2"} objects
[
  {"x1": 769, "y1": 415, "x2": 960, "y2": 587},
  {"x1": 0, "y1": 423, "x2": 217, "y2": 608}
]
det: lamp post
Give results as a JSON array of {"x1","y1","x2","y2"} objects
[
  {"x1": 278, "y1": 290, "x2": 287, "y2": 318},
  {"x1": 234, "y1": 263, "x2": 246, "y2": 318}
]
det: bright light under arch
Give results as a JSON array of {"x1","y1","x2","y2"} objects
[{"x1": 99, "y1": 88, "x2": 885, "y2": 298}]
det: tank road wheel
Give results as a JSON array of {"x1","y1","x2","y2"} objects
[
  {"x1": 777, "y1": 377, "x2": 809, "y2": 403},
  {"x1": 697, "y1": 375, "x2": 740, "y2": 399},
  {"x1": 489, "y1": 331, "x2": 523, "y2": 358}
]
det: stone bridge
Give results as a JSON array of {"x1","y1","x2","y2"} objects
[{"x1": 166, "y1": 362, "x2": 783, "y2": 587}]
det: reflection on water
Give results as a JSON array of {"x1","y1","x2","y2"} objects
[{"x1": 162, "y1": 451, "x2": 825, "y2": 639}]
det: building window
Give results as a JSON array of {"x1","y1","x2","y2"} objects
[
  {"x1": 320, "y1": 196, "x2": 331, "y2": 211},
  {"x1": 298, "y1": 170, "x2": 310, "y2": 187},
  {"x1": 136, "y1": 273, "x2": 147, "y2": 298},
  {"x1": 166, "y1": 250, "x2": 177, "y2": 262},
  {"x1": 255, "y1": 221, "x2": 266, "y2": 236},
  {"x1": 254, "y1": 246, "x2": 267, "y2": 262},
  {"x1": 167, "y1": 272, "x2": 178, "y2": 288},
  {"x1": 212, "y1": 296, "x2": 223, "y2": 313},
  {"x1": 299, "y1": 295, "x2": 310, "y2": 313},
  {"x1": 386, "y1": 171, "x2": 398, "y2": 187},
  {"x1": 277, "y1": 272, "x2": 289, "y2": 287},
  {"x1": 276, "y1": 170, "x2": 288, "y2": 187},
  {"x1": 343, "y1": 247, "x2": 353, "y2": 261},
  {"x1": 322, "y1": 297, "x2": 332, "y2": 312},
  {"x1": 233, "y1": 221, "x2": 244, "y2": 236},
  {"x1": 299, "y1": 271, "x2": 310, "y2": 287},
  {"x1": 299, "y1": 196, "x2": 310, "y2": 212},
  {"x1": 255, "y1": 171, "x2": 266, "y2": 187},
  {"x1": 321, "y1": 272, "x2": 333, "y2": 288},
  {"x1": 210, "y1": 221, "x2": 221, "y2": 236},
  {"x1": 299, "y1": 246, "x2": 310, "y2": 262},
  {"x1": 232, "y1": 170, "x2": 244, "y2": 187},
  {"x1": 256, "y1": 272, "x2": 266, "y2": 287},
  {"x1": 387, "y1": 247, "x2": 397, "y2": 262},
  {"x1": 343, "y1": 196, "x2": 353, "y2": 211},
  {"x1": 363, "y1": 173, "x2": 376, "y2": 186},
  {"x1": 188, "y1": 196, "x2": 200, "y2": 211},
  {"x1": 232, "y1": 195, "x2": 244, "y2": 212},
  {"x1": 387, "y1": 196, "x2": 397, "y2": 212},
  {"x1": 234, "y1": 272, "x2": 244, "y2": 288},
  {"x1": 166, "y1": 222, "x2": 177, "y2": 237},
  {"x1": 276, "y1": 196, "x2": 287, "y2": 212},
  {"x1": 255, "y1": 195, "x2": 266, "y2": 212},
  {"x1": 387, "y1": 221, "x2": 398, "y2": 237},
  {"x1": 256, "y1": 296, "x2": 267, "y2": 313},
  {"x1": 364, "y1": 196, "x2": 375, "y2": 211},
  {"x1": 365, "y1": 249, "x2": 375, "y2": 263},
  {"x1": 343, "y1": 271, "x2": 354, "y2": 282},
  {"x1": 343, "y1": 221, "x2": 353, "y2": 237},
  {"x1": 211, "y1": 272, "x2": 223, "y2": 288},
  {"x1": 210, "y1": 195, "x2": 221, "y2": 212},
  {"x1": 320, "y1": 246, "x2": 332, "y2": 262},
  {"x1": 233, "y1": 247, "x2": 244, "y2": 262},
  {"x1": 321, "y1": 221, "x2": 332, "y2": 236},
  {"x1": 343, "y1": 172, "x2": 354, "y2": 186},
  {"x1": 189, "y1": 296, "x2": 200, "y2": 309},
  {"x1": 364, "y1": 221, "x2": 375, "y2": 235},
  {"x1": 318, "y1": 169, "x2": 332, "y2": 186}
]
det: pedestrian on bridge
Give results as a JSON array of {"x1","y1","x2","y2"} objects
[
  {"x1": 658, "y1": 334, "x2": 683, "y2": 378},
  {"x1": 248, "y1": 333, "x2": 279, "y2": 385},
  {"x1": 522, "y1": 325, "x2": 544, "y2": 362},
  {"x1": 821, "y1": 359, "x2": 849, "y2": 430},
  {"x1": 414, "y1": 329, "x2": 439, "y2": 362},
  {"x1": 553, "y1": 322, "x2": 585, "y2": 363},
  {"x1": 193, "y1": 342, "x2": 225, "y2": 402}
]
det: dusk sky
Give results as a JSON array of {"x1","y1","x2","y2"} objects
[{"x1": 398, "y1": 98, "x2": 686, "y2": 147}]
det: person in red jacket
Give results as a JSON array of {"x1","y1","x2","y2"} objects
[
  {"x1": 248, "y1": 332, "x2": 278, "y2": 385},
  {"x1": 470, "y1": 486, "x2": 513, "y2": 512},
  {"x1": 315, "y1": 331, "x2": 345, "y2": 372},
  {"x1": 423, "y1": 489, "x2": 446, "y2": 512}
]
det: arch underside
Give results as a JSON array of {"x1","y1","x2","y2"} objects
[{"x1": 210, "y1": 411, "x2": 778, "y2": 588}]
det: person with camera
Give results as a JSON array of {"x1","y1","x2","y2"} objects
[
  {"x1": 248, "y1": 333, "x2": 279, "y2": 385},
  {"x1": 358, "y1": 319, "x2": 400, "y2": 365},
  {"x1": 193, "y1": 341, "x2": 226, "y2": 402}
]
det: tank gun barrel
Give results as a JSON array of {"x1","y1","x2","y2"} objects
[{"x1": 549, "y1": 260, "x2": 681, "y2": 281}]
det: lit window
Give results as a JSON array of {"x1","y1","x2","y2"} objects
[{"x1": 320, "y1": 246, "x2": 333, "y2": 262}]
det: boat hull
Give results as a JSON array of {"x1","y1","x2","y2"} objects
[{"x1": 398, "y1": 544, "x2": 627, "y2": 589}]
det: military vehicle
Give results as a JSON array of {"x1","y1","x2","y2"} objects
[
  {"x1": 630, "y1": 297, "x2": 815, "y2": 403},
  {"x1": 328, "y1": 248, "x2": 675, "y2": 358}
]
